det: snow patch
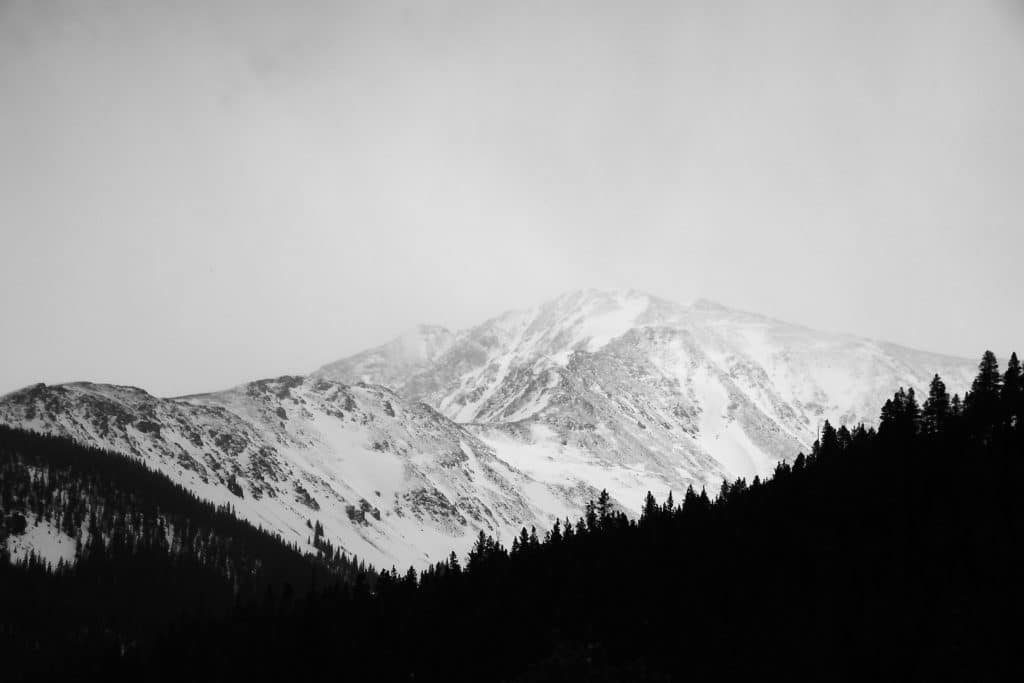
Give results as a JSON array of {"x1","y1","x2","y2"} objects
[{"x1": 5, "y1": 514, "x2": 77, "y2": 568}]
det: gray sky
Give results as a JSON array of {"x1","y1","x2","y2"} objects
[{"x1": 2, "y1": 0, "x2": 1023, "y2": 397}]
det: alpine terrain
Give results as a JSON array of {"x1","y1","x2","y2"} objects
[{"x1": 0, "y1": 290, "x2": 976, "y2": 569}]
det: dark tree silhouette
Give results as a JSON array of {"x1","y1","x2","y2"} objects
[
  {"x1": 1003, "y1": 352, "x2": 1022, "y2": 429},
  {"x1": 923, "y1": 373, "x2": 950, "y2": 434},
  {"x1": 967, "y1": 350, "x2": 1002, "y2": 436}
]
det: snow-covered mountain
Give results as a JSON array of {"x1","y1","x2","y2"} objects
[
  {"x1": 0, "y1": 379, "x2": 585, "y2": 571},
  {"x1": 317, "y1": 289, "x2": 976, "y2": 505},
  {"x1": 0, "y1": 289, "x2": 976, "y2": 569}
]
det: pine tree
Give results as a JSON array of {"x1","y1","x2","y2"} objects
[
  {"x1": 575, "y1": 517, "x2": 588, "y2": 536},
  {"x1": 951, "y1": 394, "x2": 963, "y2": 417},
  {"x1": 467, "y1": 530, "x2": 489, "y2": 571},
  {"x1": 819, "y1": 420, "x2": 839, "y2": 458},
  {"x1": 968, "y1": 351, "x2": 1001, "y2": 409},
  {"x1": 972, "y1": 351, "x2": 1002, "y2": 396},
  {"x1": 836, "y1": 425, "x2": 852, "y2": 451},
  {"x1": 879, "y1": 398, "x2": 897, "y2": 434},
  {"x1": 967, "y1": 351, "x2": 1002, "y2": 436},
  {"x1": 904, "y1": 387, "x2": 921, "y2": 432},
  {"x1": 585, "y1": 500, "x2": 598, "y2": 531},
  {"x1": 792, "y1": 453, "x2": 806, "y2": 472},
  {"x1": 596, "y1": 489, "x2": 612, "y2": 526},
  {"x1": 564, "y1": 518, "x2": 576, "y2": 541},
  {"x1": 880, "y1": 388, "x2": 920, "y2": 438},
  {"x1": 642, "y1": 491, "x2": 659, "y2": 521},
  {"x1": 1002, "y1": 352, "x2": 1022, "y2": 429},
  {"x1": 548, "y1": 519, "x2": 563, "y2": 544},
  {"x1": 683, "y1": 485, "x2": 698, "y2": 512},
  {"x1": 922, "y1": 374, "x2": 950, "y2": 435}
]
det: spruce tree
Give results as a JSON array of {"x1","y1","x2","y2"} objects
[
  {"x1": 951, "y1": 394, "x2": 963, "y2": 417},
  {"x1": 584, "y1": 501, "x2": 598, "y2": 531},
  {"x1": 549, "y1": 519, "x2": 562, "y2": 544},
  {"x1": 574, "y1": 517, "x2": 587, "y2": 536},
  {"x1": 968, "y1": 351, "x2": 1002, "y2": 409},
  {"x1": 973, "y1": 350, "x2": 1002, "y2": 394},
  {"x1": 596, "y1": 489, "x2": 612, "y2": 526},
  {"x1": 642, "y1": 491, "x2": 658, "y2": 521},
  {"x1": 922, "y1": 374, "x2": 950, "y2": 435},
  {"x1": 1002, "y1": 352, "x2": 1022, "y2": 428},
  {"x1": 879, "y1": 398, "x2": 897, "y2": 434},
  {"x1": 837, "y1": 425, "x2": 852, "y2": 451},
  {"x1": 564, "y1": 518, "x2": 577, "y2": 540},
  {"x1": 683, "y1": 485, "x2": 698, "y2": 512},
  {"x1": 904, "y1": 387, "x2": 921, "y2": 429},
  {"x1": 819, "y1": 420, "x2": 839, "y2": 458},
  {"x1": 967, "y1": 351, "x2": 1002, "y2": 435}
]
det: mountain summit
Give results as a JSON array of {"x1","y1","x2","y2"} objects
[{"x1": 1, "y1": 290, "x2": 975, "y2": 568}]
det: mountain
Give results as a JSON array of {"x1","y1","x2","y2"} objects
[
  {"x1": 0, "y1": 378, "x2": 583, "y2": 571},
  {"x1": 316, "y1": 288, "x2": 976, "y2": 502},
  {"x1": 0, "y1": 289, "x2": 976, "y2": 569}
]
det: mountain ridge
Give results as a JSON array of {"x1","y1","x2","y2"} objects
[{"x1": 0, "y1": 289, "x2": 977, "y2": 568}]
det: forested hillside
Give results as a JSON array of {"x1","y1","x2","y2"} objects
[
  {"x1": 4, "y1": 350, "x2": 1023, "y2": 681},
  {"x1": 0, "y1": 428, "x2": 373, "y2": 678}
]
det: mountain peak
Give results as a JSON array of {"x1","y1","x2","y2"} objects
[{"x1": 315, "y1": 323, "x2": 455, "y2": 387}]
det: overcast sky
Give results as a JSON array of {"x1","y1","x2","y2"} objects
[{"x1": 2, "y1": 0, "x2": 1023, "y2": 397}]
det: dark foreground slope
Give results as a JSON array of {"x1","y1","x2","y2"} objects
[
  {"x1": 0, "y1": 427, "x2": 373, "y2": 679},
  {"x1": 6, "y1": 351, "x2": 1024, "y2": 682}
]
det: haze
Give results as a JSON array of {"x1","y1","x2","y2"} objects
[{"x1": 2, "y1": 0, "x2": 1023, "y2": 397}]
